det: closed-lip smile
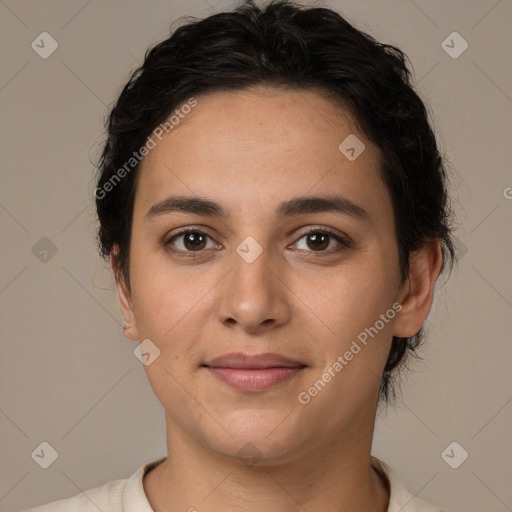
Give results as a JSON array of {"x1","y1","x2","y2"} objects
[{"x1": 202, "y1": 352, "x2": 307, "y2": 392}]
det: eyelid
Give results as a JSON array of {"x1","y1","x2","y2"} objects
[
  {"x1": 290, "y1": 226, "x2": 353, "y2": 252},
  {"x1": 164, "y1": 224, "x2": 218, "y2": 239},
  {"x1": 164, "y1": 225, "x2": 353, "y2": 256},
  {"x1": 164, "y1": 226, "x2": 220, "y2": 250}
]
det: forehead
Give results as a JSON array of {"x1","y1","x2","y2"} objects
[{"x1": 134, "y1": 87, "x2": 388, "y2": 220}]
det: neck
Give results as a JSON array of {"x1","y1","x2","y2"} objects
[{"x1": 144, "y1": 410, "x2": 389, "y2": 511}]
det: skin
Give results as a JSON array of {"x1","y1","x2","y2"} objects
[{"x1": 113, "y1": 86, "x2": 442, "y2": 511}]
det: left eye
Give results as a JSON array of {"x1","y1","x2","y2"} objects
[{"x1": 293, "y1": 230, "x2": 348, "y2": 253}]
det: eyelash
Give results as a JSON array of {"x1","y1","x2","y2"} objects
[{"x1": 163, "y1": 227, "x2": 352, "y2": 258}]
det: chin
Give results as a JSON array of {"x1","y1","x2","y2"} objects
[{"x1": 201, "y1": 408, "x2": 309, "y2": 464}]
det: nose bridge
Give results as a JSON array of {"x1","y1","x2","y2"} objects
[
  {"x1": 217, "y1": 239, "x2": 289, "y2": 330},
  {"x1": 234, "y1": 244, "x2": 273, "y2": 294}
]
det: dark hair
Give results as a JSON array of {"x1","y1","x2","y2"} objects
[{"x1": 95, "y1": 0, "x2": 455, "y2": 403}]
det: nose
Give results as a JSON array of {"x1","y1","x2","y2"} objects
[{"x1": 216, "y1": 244, "x2": 292, "y2": 334}]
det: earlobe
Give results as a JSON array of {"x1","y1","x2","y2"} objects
[
  {"x1": 393, "y1": 239, "x2": 443, "y2": 339},
  {"x1": 110, "y1": 249, "x2": 139, "y2": 341}
]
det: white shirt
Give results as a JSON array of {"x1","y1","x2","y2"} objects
[{"x1": 25, "y1": 456, "x2": 447, "y2": 511}]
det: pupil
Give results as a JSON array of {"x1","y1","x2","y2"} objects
[
  {"x1": 307, "y1": 233, "x2": 328, "y2": 251},
  {"x1": 185, "y1": 232, "x2": 205, "y2": 251}
]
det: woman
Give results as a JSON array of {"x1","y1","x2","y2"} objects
[{"x1": 29, "y1": 0, "x2": 455, "y2": 510}]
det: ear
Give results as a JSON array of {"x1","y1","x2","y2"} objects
[
  {"x1": 111, "y1": 248, "x2": 139, "y2": 341},
  {"x1": 393, "y1": 239, "x2": 443, "y2": 338}
]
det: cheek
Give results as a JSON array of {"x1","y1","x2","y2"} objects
[
  {"x1": 128, "y1": 259, "x2": 226, "y2": 391},
  {"x1": 309, "y1": 258, "x2": 398, "y2": 336},
  {"x1": 129, "y1": 264, "x2": 208, "y2": 410},
  {"x1": 128, "y1": 242, "x2": 206, "y2": 333},
  {"x1": 299, "y1": 272, "x2": 396, "y2": 421},
  {"x1": 301, "y1": 255, "x2": 399, "y2": 397}
]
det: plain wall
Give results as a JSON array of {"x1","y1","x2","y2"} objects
[{"x1": 1, "y1": 0, "x2": 511, "y2": 511}]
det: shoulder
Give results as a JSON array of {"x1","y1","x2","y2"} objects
[
  {"x1": 22, "y1": 458, "x2": 166, "y2": 512},
  {"x1": 23, "y1": 478, "x2": 126, "y2": 512},
  {"x1": 371, "y1": 456, "x2": 449, "y2": 512}
]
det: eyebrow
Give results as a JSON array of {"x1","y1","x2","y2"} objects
[{"x1": 145, "y1": 194, "x2": 369, "y2": 222}]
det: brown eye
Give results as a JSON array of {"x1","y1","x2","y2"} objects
[
  {"x1": 293, "y1": 228, "x2": 351, "y2": 254},
  {"x1": 165, "y1": 229, "x2": 217, "y2": 254},
  {"x1": 305, "y1": 232, "x2": 330, "y2": 251},
  {"x1": 182, "y1": 231, "x2": 207, "y2": 251}
]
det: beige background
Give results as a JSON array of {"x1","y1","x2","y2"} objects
[{"x1": 1, "y1": 0, "x2": 511, "y2": 511}]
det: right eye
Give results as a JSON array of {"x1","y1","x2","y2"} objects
[{"x1": 164, "y1": 229, "x2": 220, "y2": 256}]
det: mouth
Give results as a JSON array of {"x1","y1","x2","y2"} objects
[{"x1": 202, "y1": 352, "x2": 307, "y2": 392}]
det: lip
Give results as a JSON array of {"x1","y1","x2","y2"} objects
[
  {"x1": 203, "y1": 352, "x2": 307, "y2": 392},
  {"x1": 204, "y1": 352, "x2": 305, "y2": 369}
]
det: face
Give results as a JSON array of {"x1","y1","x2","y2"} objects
[{"x1": 116, "y1": 87, "x2": 426, "y2": 463}]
